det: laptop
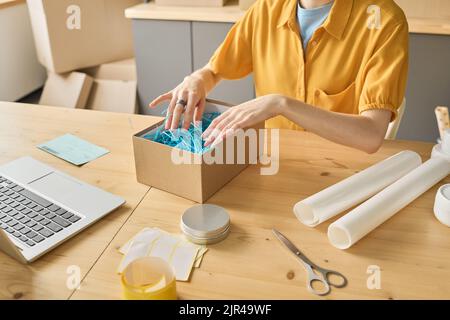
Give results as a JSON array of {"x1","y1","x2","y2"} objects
[{"x1": 0, "y1": 157, "x2": 125, "y2": 263}]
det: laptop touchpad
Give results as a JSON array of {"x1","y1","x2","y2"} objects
[{"x1": 29, "y1": 172, "x2": 82, "y2": 203}]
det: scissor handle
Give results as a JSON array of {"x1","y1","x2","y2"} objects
[
  {"x1": 316, "y1": 267, "x2": 348, "y2": 289},
  {"x1": 304, "y1": 264, "x2": 331, "y2": 296},
  {"x1": 296, "y1": 251, "x2": 348, "y2": 289}
]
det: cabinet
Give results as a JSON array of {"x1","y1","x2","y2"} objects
[
  {"x1": 133, "y1": 20, "x2": 192, "y2": 116},
  {"x1": 397, "y1": 33, "x2": 450, "y2": 142},
  {"x1": 192, "y1": 22, "x2": 255, "y2": 104},
  {"x1": 132, "y1": 19, "x2": 255, "y2": 116}
]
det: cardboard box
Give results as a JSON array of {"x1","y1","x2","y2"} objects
[
  {"x1": 39, "y1": 71, "x2": 93, "y2": 109},
  {"x1": 27, "y1": 0, "x2": 140, "y2": 73},
  {"x1": 81, "y1": 59, "x2": 137, "y2": 81},
  {"x1": 86, "y1": 79, "x2": 137, "y2": 114},
  {"x1": 133, "y1": 100, "x2": 264, "y2": 203},
  {"x1": 155, "y1": 0, "x2": 228, "y2": 7}
]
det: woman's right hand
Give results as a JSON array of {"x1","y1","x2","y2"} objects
[{"x1": 149, "y1": 74, "x2": 207, "y2": 130}]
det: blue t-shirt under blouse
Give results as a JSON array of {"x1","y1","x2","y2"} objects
[{"x1": 297, "y1": 1, "x2": 334, "y2": 50}]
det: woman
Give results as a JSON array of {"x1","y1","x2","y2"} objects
[{"x1": 149, "y1": 0, "x2": 408, "y2": 153}]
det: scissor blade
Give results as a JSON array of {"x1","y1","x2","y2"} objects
[{"x1": 272, "y1": 229, "x2": 301, "y2": 255}]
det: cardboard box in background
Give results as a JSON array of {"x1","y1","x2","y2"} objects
[
  {"x1": 87, "y1": 79, "x2": 137, "y2": 114},
  {"x1": 27, "y1": 0, "x2": 140, "y2": 73},
  {"x1": 133, "y1": 101, "x2": 264, "y2": 203},
  {"x1": 83, "y1": 59, "x2": 138, "y2": 114},
  {"x1": 155, "y1": 0, "x2": 228, "y2": 7},
  {"x1": 39, "y1": 71, "x2": 93, "y2": 109},
  {"x1": 81, "y1": 58, "x2": 137, "y2": 81}
]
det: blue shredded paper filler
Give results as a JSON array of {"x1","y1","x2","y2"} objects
[{"x1": 143, "y1": 112, "x2": 221, "y2": 154}]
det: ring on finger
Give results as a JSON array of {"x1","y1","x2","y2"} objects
[{"x1": 176, "y1": 99, "x2": 188, "y2": 108}]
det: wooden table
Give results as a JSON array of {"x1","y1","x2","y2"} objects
[
  {"x1": 1, "y1": 102, "x2": 450, "y2": 299},
  {"x1": 0, "y1": 102, "x2": 161, "y2": 299}
]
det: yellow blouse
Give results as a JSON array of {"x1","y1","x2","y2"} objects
[{"x1": 209, "y1": 0, "x2": 409, "y2": 130}]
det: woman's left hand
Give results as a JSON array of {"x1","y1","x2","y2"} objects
[{"x1": 202, "y1": 94, "x2": 285, "y2": 147}]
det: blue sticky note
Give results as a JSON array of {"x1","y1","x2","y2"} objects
[{"x1": 38, "y1": 134, "x2": 110, "y2": 166}]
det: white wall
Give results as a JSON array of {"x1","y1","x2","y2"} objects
[{"x1": 0, "y1": 3, "x2": 46, "y2": 101}]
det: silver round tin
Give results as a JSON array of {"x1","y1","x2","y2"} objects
[{"x1": 180, "y1": 204, "x2": 230, "y2": 245}]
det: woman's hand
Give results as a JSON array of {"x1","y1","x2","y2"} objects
[
  {"x1": 149, "y1": 66, "x2": 221, "y2": 130},
  {"x1": 149, "y1": 74, "x2": 207, "y2": 130},
  {"x1": 202, "y1": 94, "x2": 285, "y2": 147}
]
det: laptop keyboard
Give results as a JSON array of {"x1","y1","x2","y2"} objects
[{"x1": 0, "y1": 176, "x2": 82, "y2": 248}]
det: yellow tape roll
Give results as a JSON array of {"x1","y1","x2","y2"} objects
[{"x1": 121, "y1": 257, "x2": 177, "y2": 300}]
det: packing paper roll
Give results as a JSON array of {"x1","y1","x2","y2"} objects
[
  {"x1": 294, "y1": 151, "x2": 422, "y2": 227},
  {"x1": 328, "y1": 157, "x2": 450, "y2": 249}
]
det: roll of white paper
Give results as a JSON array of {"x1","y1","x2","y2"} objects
[
  {"x1": 328, "y1": 157, "x2": 450, "y2": 249},
  {"x1": 294, "y1": 151, "x2": 422, "y2": 227}
]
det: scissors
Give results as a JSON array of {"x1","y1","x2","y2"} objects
[{"x1": 273, "y1": 229, "x2": 347, "y2": 296}]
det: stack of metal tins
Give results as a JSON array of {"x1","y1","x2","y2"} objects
[{"x1": 180, "y1": 204, "x2": 231, "y2": 245}]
